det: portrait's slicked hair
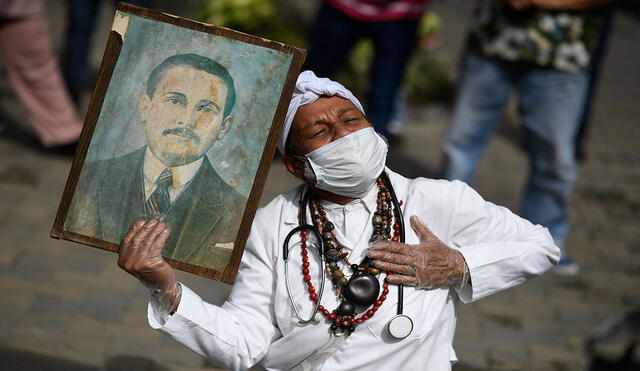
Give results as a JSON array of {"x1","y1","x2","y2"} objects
[{"x1": 146, "y1": 53, "x2": 236, "y2": 118}]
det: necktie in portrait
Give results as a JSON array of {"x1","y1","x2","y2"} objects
[{"x1": 147, "y1": 168, "x2": 173, "y2": 215}]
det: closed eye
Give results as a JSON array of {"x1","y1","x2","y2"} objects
[{"x1": 312, "y1": 128, "x2": 328, "y2": 137}]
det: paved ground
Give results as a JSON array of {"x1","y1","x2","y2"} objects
[{"x1": 0, "y1": 1, "x2": 639, "y2": 371}]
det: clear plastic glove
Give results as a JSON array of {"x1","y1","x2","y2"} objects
[
  {"x1": 367, "y1": 215, "x2": 466, "y2": 289},
  {"x1": 118, "y1": 218, "x2": 181, "y2": 316}
]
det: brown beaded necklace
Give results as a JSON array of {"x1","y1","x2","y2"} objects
[{"x1": 298, "y1": 177, "x2": 401, "y2": 336}]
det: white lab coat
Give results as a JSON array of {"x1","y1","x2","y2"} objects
[{"x1": 148, "y1": 169, "x2": 560, "y2": 370}]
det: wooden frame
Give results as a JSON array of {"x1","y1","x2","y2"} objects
[{"x1": 50, "y1": 2, "x2": 305, "y2": 284}]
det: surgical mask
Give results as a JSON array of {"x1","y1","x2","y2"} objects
[{"x1": 299, "y1": 127, "x2": 388, "y2": 198}]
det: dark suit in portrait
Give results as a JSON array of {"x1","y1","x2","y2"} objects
[
  {"x1": 67, "y1": 147, "x2": 247, "y2": 271},
  {"x1": 66, "y1": 53, "x2": 250, "y2": 272}
]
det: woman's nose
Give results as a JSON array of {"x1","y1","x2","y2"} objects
[{"x1": 333, "y1": 123, "x2": 355, "y2": 141}]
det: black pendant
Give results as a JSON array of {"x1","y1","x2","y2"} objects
[
  {"x1": 343, "y1": 273, "x2": 380, "y2": 306},
  {"x1": 337, "y1": 302, "x2": 355, "y2": 316}
]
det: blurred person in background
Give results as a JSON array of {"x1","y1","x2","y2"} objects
[
  {"x1": 304, "y1": 0, "x2": 429, "y2": 140},
  {"x1": 62, "y1": 0, "x2": 154, "y2": 103},
  {"x1": 574, "y1": 3, "x2": 615, "y2": 161},
  {"x1": 0, "y1": 0, "x2": 82, "y2": 153},
  {"x1": 441, "y1": 0, "x2": 615, "y2": 276}
]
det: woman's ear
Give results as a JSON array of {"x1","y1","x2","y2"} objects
[{"x1": 282, "y1": 155, "x2": 305, "y2": 180}]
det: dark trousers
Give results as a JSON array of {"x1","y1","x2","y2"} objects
[
  {"x1": 62, "y1": 0, "x2": 153, "y2": 93},
  {"x1": 574, "y1": 5, "x2": 614, "y2": 159},
  {"x1": 304, "y1": 3, "x2": 419, "y2": 136}
]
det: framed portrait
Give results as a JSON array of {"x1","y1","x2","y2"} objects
[{"x1": 50, "y1": 3, "x2": 305, "y2": 283}]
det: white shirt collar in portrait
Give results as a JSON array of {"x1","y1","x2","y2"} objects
[{"x1": 142, "y1": 147, "x2": 204, "y2": 202}]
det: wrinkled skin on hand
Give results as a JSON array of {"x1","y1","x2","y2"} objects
[
  {"x1": 367, "y1": 216, "x2": 466, "y2": 289},
  {"x1": 118, "y1": 218, "x2": 181, "y2": 313}
]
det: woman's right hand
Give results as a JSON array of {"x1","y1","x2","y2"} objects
[{"x1": 118, "y1": 218, "x2": 181, "y2": 313}]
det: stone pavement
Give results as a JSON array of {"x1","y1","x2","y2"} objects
[{"x1": 0, "y1": 2, "x2": 639, "y2": 371}]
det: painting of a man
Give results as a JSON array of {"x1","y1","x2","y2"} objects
[{"x1": 67, "y1": 53, "x2": 247, "y2": 271}]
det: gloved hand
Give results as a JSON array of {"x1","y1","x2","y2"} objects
[
  {"x1": 118, "y1": 218, "x2": 181, "y2": 316},
  {"x1": 367, "y1": 215, "x2": 467, "y2": 289}
]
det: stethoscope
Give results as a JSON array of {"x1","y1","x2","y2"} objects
[{"x1": 283, "y1": 171, "x2": 414, "y2": 339}]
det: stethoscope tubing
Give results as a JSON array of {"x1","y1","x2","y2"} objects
[
  {"x1": 380, "y1": 171, "x2": 406, "y2": 315},
  {"x1": 283, "y1": 224, "x2": 326, "y2": 324},
  {"x1": 283, "y1": 187, "x2": 326, "y2": 324}
]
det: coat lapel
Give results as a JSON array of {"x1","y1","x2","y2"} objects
[
  {"x1": 162, "y1": 157, "x2": 224, "y2": 262},
  {"x1": 97, "y1": 148, "x2": 147, "y2": 243}
]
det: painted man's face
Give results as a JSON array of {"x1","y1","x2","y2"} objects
[{"x1": 139, "y1": 65, "x2": 232, "y2": 167}]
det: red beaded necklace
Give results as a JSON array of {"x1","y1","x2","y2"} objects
[{"x1": 298, "y1": 177, "x2": 401, "y2": 335}]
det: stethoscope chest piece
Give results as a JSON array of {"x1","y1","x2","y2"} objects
[{"x1": 387, "y1": 314, "x2": 413, "y2": 339}]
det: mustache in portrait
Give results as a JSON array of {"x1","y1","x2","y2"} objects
[{"x1": 162, "y1": 127, "x2": 201, "y2": 144}]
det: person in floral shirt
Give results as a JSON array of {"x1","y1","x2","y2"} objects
[{"x1": 441, "y1": 0, "x2": 614, "y2": 276}]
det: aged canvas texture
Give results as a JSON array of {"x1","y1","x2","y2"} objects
[{"x1": 64, "y1": 11, "x2": 293, "y2": 272}]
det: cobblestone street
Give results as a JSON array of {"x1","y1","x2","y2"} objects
[{"x1": 0, "y1": 2, "x2": 638, "y2": 370}]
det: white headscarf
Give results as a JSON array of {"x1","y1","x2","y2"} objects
[{"x1": 278, "y1": 70, "x2": 365, "y2": 155}]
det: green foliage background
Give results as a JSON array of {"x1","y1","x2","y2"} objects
[{"x1": 199, "y1": 0, "x2": 304, "y2": 46}]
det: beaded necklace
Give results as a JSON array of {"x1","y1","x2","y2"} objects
[{"x1": 298, "y1": 177, "x2": 401, "y2": 336}]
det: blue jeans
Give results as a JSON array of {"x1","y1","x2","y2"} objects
[
  {"x1": 442, "y1": 53, "x2": 589, "y2": 249},
  {"x1": 304, "y1": 2, "x2": 419, "y2": 136}
]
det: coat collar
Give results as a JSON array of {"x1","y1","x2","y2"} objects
[{"x1": 162, "y1": 156, "x2": 227, "y2": 262}]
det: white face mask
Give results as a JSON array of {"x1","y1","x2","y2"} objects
[{"x1": 300, "y1": 127, "x2": 388, "y2": 198}]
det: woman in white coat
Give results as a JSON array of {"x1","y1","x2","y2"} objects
[{"x1": 117, "y1": 71, "x2": 560, "y2": 371}]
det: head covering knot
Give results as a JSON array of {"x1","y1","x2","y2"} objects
[{"x1": 278, "y1": 70, "x2": 365, "y2": 154}]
